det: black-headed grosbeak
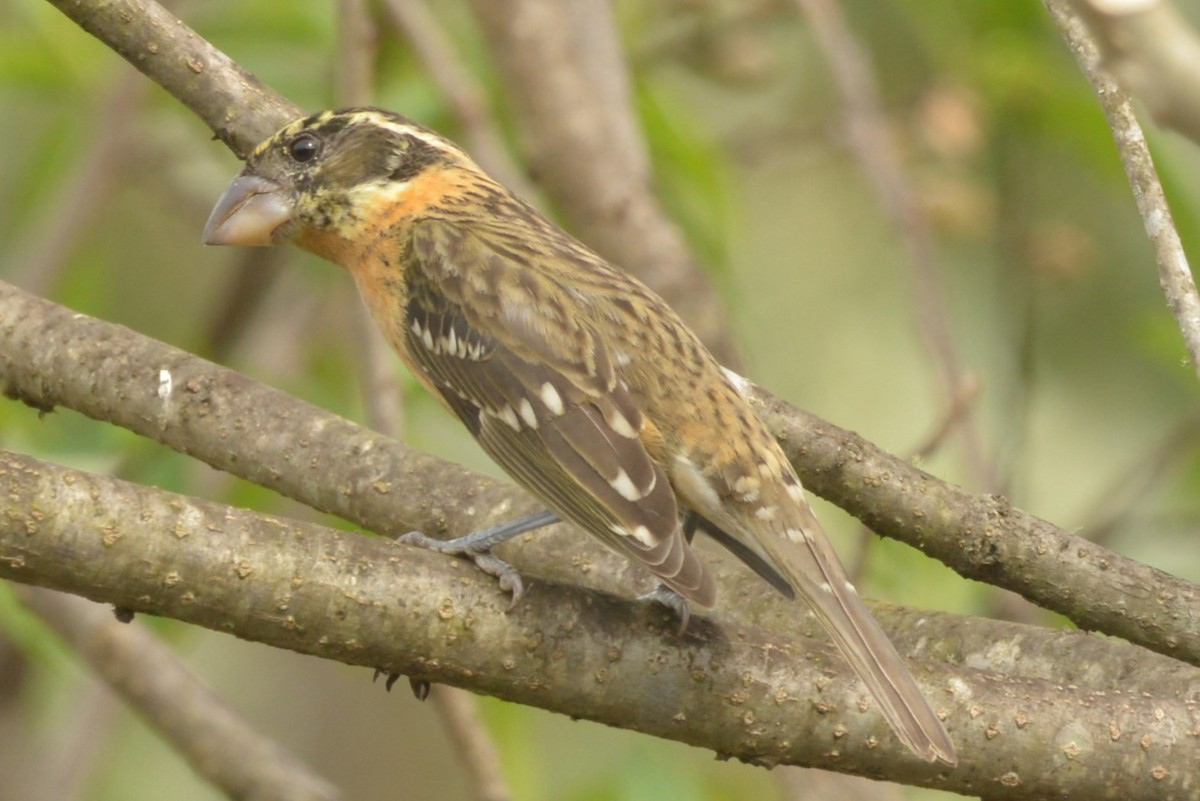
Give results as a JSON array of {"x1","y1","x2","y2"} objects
[{"x1": 203, "y1": 108, "x2": 956, "y2": 765}]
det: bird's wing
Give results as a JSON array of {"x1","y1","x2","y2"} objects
[{"x1": 402, "y1": 218, "x2": 715, "y2": 606}]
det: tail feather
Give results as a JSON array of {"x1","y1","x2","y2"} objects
[
  {"x1": 809, "y1": 562, "x2": 956, "y2": 763},
  {"x1": 771, "y1": 507, "x2": 956, "y2": 764}
]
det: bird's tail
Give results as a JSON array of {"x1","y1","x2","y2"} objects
[{"x1": 766, "y1": 504, "x2": 957, "y2": 765}]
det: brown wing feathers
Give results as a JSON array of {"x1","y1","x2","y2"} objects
[{"x1": 404, "y1": 222, "x2": 714, "y2": 605}]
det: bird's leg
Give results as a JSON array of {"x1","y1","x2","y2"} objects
[
  {"x1": 638, "y1": 585, "x2": 692, "y2": 635},
  {"x1": 399, "y1": 509, "x2": 560, "y2": 609}
]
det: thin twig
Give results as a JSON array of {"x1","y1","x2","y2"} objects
[
  {"x1": 847, "y1": 376, "x2": 981, "y2": 582},
  {"x1": 427, "y1": 687, "x2": 512, "y2": 801},
  {"x1": 794, "y1": 0, "x2": 998, "y2": 493},
  {"x1": 1046, "y1": 0, "x2": 1200, "y2": 383},
  {"x1": 775, "y1": 765, "x2": 903, "y2": 801},
  {"x1": 200, "y1": 248, "x2": 290, "y2": 362},
  {"x1": 1079, "y1": 414, "x2": 1200, "y2": 545}
]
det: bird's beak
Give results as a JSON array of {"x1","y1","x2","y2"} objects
[{"x1": 203, "y1": 173, "x2": 295, "y2": 246}]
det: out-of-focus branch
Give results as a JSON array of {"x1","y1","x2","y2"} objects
[
  {"x1": 5, "y1": 68, "x2": 146, "y2": 297},
  {"x1": 379, "y1": 0, "x2": 530, "y2": 195},
  {"x1": 334, "y1": 0, "x2": 408, "y2": 441},
  {"x1": 13, "y1": 586, "x2": 341, "y2": 801},
  {"x1": 427, "y1": 687, "x2": 512, "y2": 801},
  {"x1": 1046, "y1": 0, "x2": 1200, "y2": 383},
  {"x1": 1069, "y1": 0, "x2": 1200, "y2": 145},
  {"x1": 794, "y1": 0, "x2": 996, "y2": 492},
  {"x1": 5, "y1": 279, "x2": 1200, "y2": 668},
  {"x1": 4, "y1": 448, "x2": 1200, "y2": 797},
  {"x1": 562, "y1": 0, "x2": 652, "y2": 181},
  {"x1": 334, "y1": 0, "x2": 376, "y2": 108},
  {"x1": 464, "y1": 0, "x2": 742, "y2": 366},
  {"x1": 1079, "y1": 415, "x2": 1200, "y2": 545}
]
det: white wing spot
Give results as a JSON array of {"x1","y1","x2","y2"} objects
[
  {"x1": 445, "y1": 327, "x2": 458, "y2": 356},
  {"x1": 518, "y1": 398, "x2": 538, "y2": 429},
  {"x1": 755, "y1": 505, "x2": 777, "y2": 521},
  {"x1": 733, "y1": 475, "x2": 760, "y2": 504},
  {"x1": 630, "y1": 525, "x2": 655, "y2": 546},
  {"x1": 421, "y1": 327, "x2": 435, "y2": 351},
  {"x1": 610, "y1": 523, "x2": 656, "y2": 547},
  {"x1": 157, "y1": 369, "x2": 173, "y2": 400},
  {"x1": 818, "y1": 582, "x2": 833, "y2": 594},
  {"x1": 610, "y1": 469, "x2": 643, "y2": 501},
  {"x1": 540, "y1": 382, "x2": 564, "y2": 416},
  {"x1": 492, "y1": 405, "x2": 521, "y2": 431},
  {"x1": 842, "y1": 580, "x2": 859, "y2": 595},
  {"x1": 410, "y1": 320, "x2": 423, "y2": 337},
  {"x1": 605, "y1": 408, "x2": 639, "y2": 439},
  {"x1": 785, "y1": 528, "x2": 804, "y2": 542}
]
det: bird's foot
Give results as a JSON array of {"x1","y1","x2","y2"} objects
[
  {"x1": 398, "y1": 511, "x2": 560, "y2": 610},
  {"x1": 399, "y1": 529, "x2": 525, "y2": 609},
  {"x1": 638, "y1": 585, "x2": 692, "y2": 635},
  {"x1": 372, "y1": 669, "x2": 431, "y2": 700}
]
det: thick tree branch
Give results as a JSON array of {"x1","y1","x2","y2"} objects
[
  {"x1": 3, "y1": 280, "x2": 1199, "y2": 670},
  {"x1": 43, "y1": 0, "x2": 300, "y2": 158},
  {"x1": 13, "y1": 587, "x2": 341, "y2": 801},
  {"x1": 4, "y1": 449, "x2": 1200, "y2": 797}
]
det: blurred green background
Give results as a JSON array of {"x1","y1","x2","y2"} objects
[{"x1": 4, "y1": 1, "x2": 1200, "y2": 799}]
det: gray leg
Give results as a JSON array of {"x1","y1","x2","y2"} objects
[{"x1": 399, "y1": 510, "x2": 559, "y2": 609}]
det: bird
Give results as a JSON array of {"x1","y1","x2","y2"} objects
[{"x1": 203, "y1": 107, "x2": 956, "y2": 765}]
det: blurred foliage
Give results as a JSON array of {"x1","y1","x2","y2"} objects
[{"x1": 4, "y1": 0, "x2": 1200, "y2": 799}]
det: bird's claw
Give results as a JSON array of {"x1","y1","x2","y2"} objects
[
  {"x1": 638, "y1": 585, "x2": 691, "y2": 636},
  {"x1": 372, "y1": 668, "x2": 401, "y2": 692},
  {"x1": 372, "y1": 669, "x2": 431, "y2": 699},
  {"x1": 399, "y1": 530, "x2": 525, "y2": 609}
]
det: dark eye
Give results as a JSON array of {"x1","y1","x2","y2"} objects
[{"x1": 288, "y1": 134, "x2": 320, "y2": 163}]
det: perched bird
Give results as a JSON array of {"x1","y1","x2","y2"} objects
[{"x1": 203, "y1": 107, "x2": 956, "y2": 764}]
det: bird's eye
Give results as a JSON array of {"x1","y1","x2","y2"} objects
[{"x1": 288, "y1": 134, "x2": 320, "y2": 163}]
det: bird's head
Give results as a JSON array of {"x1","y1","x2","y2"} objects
[{"x1": 203, "y1": 108, "x2": 467, "y2": 258}]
